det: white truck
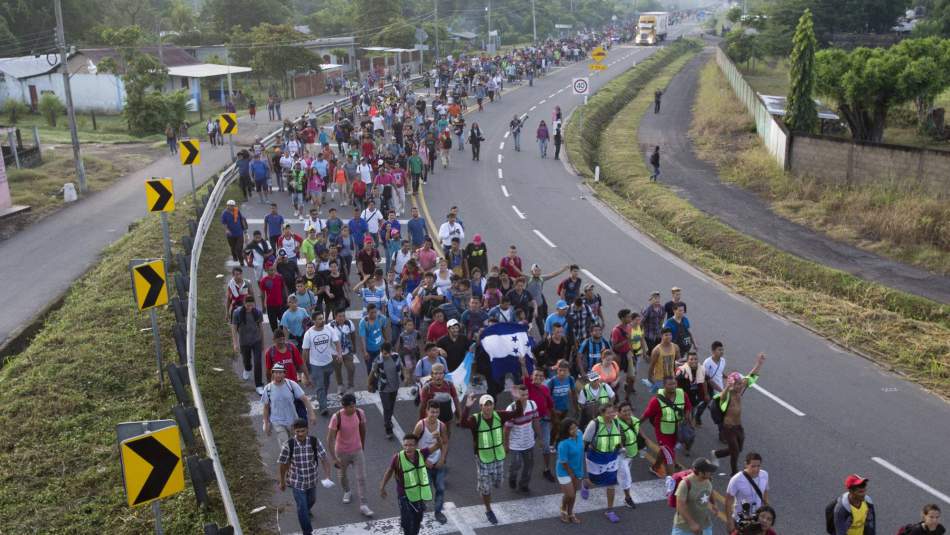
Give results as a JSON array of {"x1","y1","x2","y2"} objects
[{"x1": 635, "y1": 11, "x2": 670, "y2": 45}]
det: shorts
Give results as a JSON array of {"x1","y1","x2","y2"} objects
[
  {"x1": 255, "y1": 181, "x2": 267, "y2": 192},
  {"x1": 656, "y1": 433, "x2": 677, "y2": 465},
  {"x1": 539, "y1": 417, "x2": 553, "y2": 453},
  {"x1": 557, "y1": 474, "x2": 572, "y2": 485},
  {"x1": 475, "y1": 458, "x2": 504, "y2": 496}
]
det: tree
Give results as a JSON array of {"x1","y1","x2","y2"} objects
[
  {"x1": 356, "y1": 0, "x2": 403, "y2": 39},
  {"x1": 726, "y1": 6, "x2": 743, "y2": 24},
  {"x1": 785, "y1": 9, "x2": 818, "y2": 133},
  {"x1": 308, "y1": 0, "x2": 356, "y2": 36},
  {"x1": 230, "y1": 24, "x2": 322, "y2": 91},
  {"x1": 890, "y1": 37, "x2": 950, "y2": 131},
  {"x1": 38, "y1": 93, "x2": 65, "y2": 127},
  {"x1": 912, "y1": 0, "x2": 950, "y2": 37},
  {"x1": 96, "y1": 26, "x2": 188, "y2": 135},
  {"x1": 814, "y1": 42, "x2": 950, "y2": 142},
  {"x1": 202, "y1": 0, "x2": 290, "y2": 33},
  {"x1": 725, "y1": 28, "x2": 762, "y2": 70}
]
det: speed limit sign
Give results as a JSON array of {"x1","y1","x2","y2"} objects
[{"x1": 572, "y1": 77, "x2": 590, "y2": 96}]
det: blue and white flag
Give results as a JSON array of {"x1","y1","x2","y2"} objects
[
  {"x1": 448, "y1": 351, "x2": 475, "y2": 400},
  {"x1": 586, "y1": 449, "x2": 619, "y2": 486},
  {"x1": 479, "y1": 322, "x2": 534, "y2": 382}
]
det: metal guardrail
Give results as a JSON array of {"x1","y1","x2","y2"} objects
[{"x1": 184, "y1": 77, "x2": 421, "y2": 533}]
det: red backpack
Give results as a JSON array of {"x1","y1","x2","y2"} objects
[{"x1": 666, "y1": 469, "x2": 694, "y2": 508}]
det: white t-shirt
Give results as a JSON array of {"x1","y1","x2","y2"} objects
[
  {"x1": 504, "y1": 399, "x2": 538, "y2": 451},
  {"x1": 361, "y1": 208, "x2": 384, "y2": 234},
  {"x1": 726, "y1": 469, "x2": 769, "y2": 520},
  {"x1": 703, "y1": 356, "x2": 727, "y2": 392},
  {"x1": 357, "y1": 164, "x2": 373, "y2": 184},
  {"x1": 394, "y1": 249, "x2": 413, "y2": 274},
  {"x1": 303, "y1": 216, "x2": 324, "y2": 235},
  {"x1": 303, "y1": 326, "x2": 340, "y2": 366}
]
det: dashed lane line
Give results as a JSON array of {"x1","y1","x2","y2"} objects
[
  {"x1": 532, "y1": 229, "x2": 557, "y2": 248},
  {"x1": 750, "y1": 384, "x2": 806, "y2": 416},
  {"x1": 500, "y1": 185, "x2": 510, "y2": 198},
  {"x1": 871, "y1": 457, "x2": 950, "y2": 505},
  {"x1": 497, "y1": 168, "x2": 503, "y2": 179},
  {"x1": 511, "y1": 205, "x2": 526, "y2": 219},
  {"x1": 529, "y1": 105, "x2": 537, "y2": 111},
  {"x1": 539, "y1": 99, "x2": 546, "y2": 104},
  {"x1": 497, "y1": 154, "x2": 502, "y2": 164},
  {"x1": 499, "y1": 141, "x2": 505, "y2": 150},
  {"x1": 580, "y1": 268, "x2": 618, "y2": 295}
]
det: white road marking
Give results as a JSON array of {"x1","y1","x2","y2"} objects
[
  {"x1": 501, "y1": 185, "x2": 510, "y2": 197},
  {"x1": 557, "y1": 88, "x2": 565, "y2": 94},
  {"x1": 511, "y1": 205, "x2": 526, "y2": 219},
  {"x1": 497, "y1": 154, "x2": 503, "y2": 164},
  {"x1": 529, "y1": 105, "x2": 537, "y2": 111},
  {"x1": 499, "y1": 141, "x2": 505, "y2": 150},
  {"x1": 871, "y1": 457, "x2": 950, "y2": 505},
  {"x1": 581, "y1": 268, "x2": 618, "y2": 295},
  {"x1": 503, "y1": 131, "x2": 509, "y2": 139},
  {"x1": 533, "y1": 229, "x2": 557, "y2": 248},
  {"x1": 751, "y1": 384, "x2": 806, "y2": 416},
  {"x1": 246, "y1": 218, "x2": 408, "y2": 226},
  {"x1": 302, "y1": 480, "x2": 667, "y2": 535},
  {"x1": 497, "y1": 168, "x2": 503, "y2": 179},
  {"x1": 548, "y1": 93, "x2": 556, "y2": 98},
  {"x1": 539, "y1": 99, "x2": 547, "y2": 104},
  {"x1": 372, "y1": 392, "x2": 406, "y2": 441}
]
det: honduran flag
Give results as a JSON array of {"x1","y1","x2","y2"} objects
[
  {"x1": 479, "y1": 323, "x2": 535, "y2": 382},
  {"x1": 586, "y1": 449, "x2": 620, "y2": 486}
]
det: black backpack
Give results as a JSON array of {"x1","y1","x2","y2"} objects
[
  {"x1": 824, "y1": 498, "x2": 837, "y2": 534},
  {"x1": 287, "y1": 435, "x2": 321, "y2": 463}
]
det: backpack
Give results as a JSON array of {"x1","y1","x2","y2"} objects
[
  {"x1": 666, "y1": 470, "x2": 693, "y2": 508},
  {"x1": 708, "y1": 393, "x2": 725, "y2": 425},
  {"x1": 265, "y1": 380, "x2": 307, "y2": 419},
  {"x1": 286, "y1": 435, "x2": 321, "y2": 462},
  {"x1": 896, "y1": 523, "x2": 921, "y2": 535},
  {"x1": 329, "y1": 408, "x2": 365, "y2": 431},
  {"x1": 824, "y1": 498, "x2": 838, "y2": 534}
]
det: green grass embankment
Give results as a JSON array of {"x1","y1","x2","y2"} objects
[
  {"x1": 566, "y1": 41, "x2": 950, "y2": 396},
  {"x1": 0, "y1": 184, "x2": 270, "y2": 533}
]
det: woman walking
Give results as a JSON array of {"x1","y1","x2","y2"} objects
[
  {"x1": 556, "y1": 418, "x2": 587, "y2": 524},
  {"x1": 469, "y1": 123, "x2": 484, "y2": 161},
  {"x1": 537, "y1": 120, "x2": 550, "y2": 159}
]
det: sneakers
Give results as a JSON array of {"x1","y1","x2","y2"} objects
[
  {"x1": 255, "y1": 386, "x2": 264, "y2": 395},
  {"x1": 342, "y1": 491, "x2": 352, "y2": 504},
  {"x1": 710, "y1": 451, "x2": 721, "y2": 466},
  {"x1": 434, "y1": 511, "x2": 448, "y2": 524},
  {"x1": 624, "y1": 495, "x2": 637, "y2": 509},
  {"x1": 542, "y1": 470, "x2": 556, "y2": 483},
  {"x1": 508, "y1": 479, "x2": 517, "y2": 490},
  {"x1": 242, "y1": 370, "x2": 250, "y2": 381},
  {"x1": 485, "y1": 510, "x2": 498, "y2": 525},
  {"x1": 359, "y1": 504, "x2": 374, "y2": 517}
]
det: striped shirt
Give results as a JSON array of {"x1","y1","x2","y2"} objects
[{"x1": 277, "y1": 435, "x2": 328, "y2": 490}]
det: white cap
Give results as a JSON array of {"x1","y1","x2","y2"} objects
[
  {"x1": 226, "y1": 199, "x2": 236, "y2": 206},
  {"x1": 479, "y1": 394, "x2": 494, "y2": 406},
  {"x1": 446, "y1": 319, "x2": 460, "y2": 328}
]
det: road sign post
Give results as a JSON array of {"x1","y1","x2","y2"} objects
[
  {"x1": 131, "y1": 258, "x2": 169, "y2": 389},
  {"x1": 219, "y1": 114, "x2": 237, "y2": 161},
  {"x1": 145, "y1": 178, "x2": 176, "y2": 266},
  {"x1": 179, "y1": 139, "x2": 201, "y2": 219},
  {"x1": 117, "y1": 420, "x2": 185, "y2": 534}
]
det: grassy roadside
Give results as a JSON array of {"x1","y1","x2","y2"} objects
[
  {"x1": 691, "y1": 59, "x2": 950, "y2": 276},
  {"x1": 566, "y1": 44, "x2": 950, "y2": 396},
  {"x1": 8, "y1": 111, "x2": 212, "y2": 145},
  {"x1": 0, "y1": 184, "x2": 270, "y2": 533}
]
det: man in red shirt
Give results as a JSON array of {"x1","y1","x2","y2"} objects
[
  {"x1": 426, "y1": 310, "x2": 449, "y2": 343},
  {"x1": 259, "y1": 261, "x2": 287, "y2": 333},
  {"x1": 641, "y1": 375, "x2": 693, "y2": 478},
  {"x1": 265, "y1": 328, "x2": 310, "y2": 385},
  {"x1": 277, "y1": 224, "x2": 303, "y2": 261},
  {"x1": 499, "y1": 245, "x2": 524, "y2": 278},
  {"x1": 518, "y1": 356, "x2": 555, "y2": 481}
]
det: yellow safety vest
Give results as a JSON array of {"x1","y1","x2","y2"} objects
[
  {"x1": 475, "y1": 413, "x2": 505, "y2": 463},
  {"x1": 618, "y1": 417, "x2": 642, "y2": 457},
  {"x1": 584, "y1": 384, "x2": 611, "y2": 406},
  {"x1": 593, "y1": 416, "x2": 622, "y2": 453},
  {"x1": 399, "y1": 450, "x2": 433, "y2": 502},
  {"x1": 658, "y1": 388, "x2": 686, "y2": 435}
]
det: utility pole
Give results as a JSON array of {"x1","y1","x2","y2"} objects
[
  {"x1": 531, "y1": 0, "x2": 537, "y2": 44},
  {"x1": 225, "y1": 46, "x2": 234, "y2": 160},
  {"x1": 434, "y1": 0, "x2": 440, "y2": 61},
  {"x1": 487, "y1": 0, "x2": 492, "y2": 52},
  {"x1": 54, "y1": 0, "x2": 87, "y2": 193}
]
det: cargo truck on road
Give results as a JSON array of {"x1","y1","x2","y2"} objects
[{"x1": 635, "y1": 11, "x2": 670, "y2": 45}]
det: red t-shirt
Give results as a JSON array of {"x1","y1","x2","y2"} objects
[
  {"x1": 259, "y1": 274, "x2": 285, "y2": 307},
  {"x1": 522, "y1": 376, "x2": 554, "y2": 418},
  {"x1": 352, "y1": 180, "x2": 366, "y2": 198},
  {"x1": 641, "y1": 392, "x2": 693, "y2": 439},
  {"x1": 264, "y1": 344, "x2": 303, "y2": 382},
  {"x1": 499, "y1": 256, "x2": 522, "y2": 277},
  {"x1": 426, "y1": 320, "x2": 448, "y2": 342}
]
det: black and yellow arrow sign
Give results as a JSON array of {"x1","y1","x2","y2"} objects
[
  {"x1": 120, "y1": 425, "x2": 185, "y2": 507},
  {"x1": 179, "y1": 139, "x2": 200, "y2": 165},
  {"x1": 145, "y1": 178, "x2": 175, "y2": 212},
  {"x1": 132, "y1": 259, "x2": 168, "y2": 310},
  {"x1": 219, "y1": 113, "x2": 237, "y2": 134}
]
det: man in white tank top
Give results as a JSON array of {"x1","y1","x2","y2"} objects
[{"x1": 412, "y1": 400, "x2": 449, "y2": 524}]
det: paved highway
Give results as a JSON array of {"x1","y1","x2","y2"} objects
[{"x1": 229, "y1": 25, "x2": 950, "y2": 535}]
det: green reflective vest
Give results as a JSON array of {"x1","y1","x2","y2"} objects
[
  {"x1": 618, "y1": 417, "x2": 642, "y2": 457},
  {"x1": 714, "y1": 374, "x2": 759, "y2": 413},
  {"x1": 399, "y1": 450, "x2": 433, "y2": 503},
  {"x1": 475, "y1": 412, "x2": 505, "y2": 463},
  {"x1": 584, "y1": 384, "x2": 611, "y2": 406},
  {"x1": 657, "y1": 388, "x2": 686, "y2": 435},
  {"x1": 592, "y1": 416, "x2": 622, "y2": 453}
]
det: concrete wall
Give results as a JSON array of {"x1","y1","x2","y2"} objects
[
  {"x1": 714, "y1": 45, "x2": 789, "y2": 170},
  {"x1": 789, "y1": 134, "x2": 950, "y2": 197},
  {"x1": 1, "y1": 73, "x2": 125, "y2": 112}
]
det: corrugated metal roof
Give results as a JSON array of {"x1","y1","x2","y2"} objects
[
  {"x1": 0, "y1": 54, "x2": 61, "y2": 79},
  {"x1": 167, "y1": 64, "x2": 252, "y2": 78},
  {"x1": 79, "y1": 46, "x2": 201, "y2": 70}
]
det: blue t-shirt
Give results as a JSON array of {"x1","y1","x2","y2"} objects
[
  {"x1": 220, "y1": 209, "x2": 244, "y2": 237},
  {"x1": 236, "y1": 158, "x2": 251, "y2": 177},
  {"x1": 546, "y1": 376, "x2": 576, "y2": 412},
  {"x1": 359, "y1": 316, "x2": 388, "y2": 352},
  {"x1": 556, "y1": 434, "x2": 585, "y2": 478},
  {"x1": 407, "y1": 217, "x2": 428, "y2": 248},
  {"x1": 544, "y1": 313, "x2": 567, "y2": 335},
  {"x1": 264, "y1": 213, "x2": 285, "y2": 238},
  {"x1": 311, "y1": 159, "x2": 329, "y2": 178},
  {"x1": 279, "y1": 307, "x2": 309, "y2": 337},
  {"x1": 251, "y1": 160, "x2": 269, "y2": 182},
  {"x1": 348, "y1": 218, "x2": 368, "y2": 247}
]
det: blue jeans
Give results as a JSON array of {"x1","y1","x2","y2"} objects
[
  {"x1": 309, "y1": 363, "x2": 334, "y2": 412},
  {"x1": 399, "y1": 495, "x2": 426, "y2": 535},
  {"x1": 513, "y1": 131, "x2": 521, "y2": 151},
  {"x1": 292, "y1": 486, "x2": 316, "y2": 535},
  {"x1": 538, "y1": 139, "x2": 548, "y2": 158},
  {"x1": 672, "y1": 526, "x2": 711, "y2": 535},
  {"x1": 364, "y1": 349, "x2": 380, "y2": 374},
  {"x1": 427, "y1": 465, "x2": 447, "y2": 513}
]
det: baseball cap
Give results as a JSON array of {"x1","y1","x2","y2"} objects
[
  {"x1": 586, "y1": 371, "x2": 600, "y2": 382},
  {"x1": 277, "y1": 249, "x2": 288, "y2": 257},
  {"x1": 364, "y1": 236, "x2": 374, "y2": 244},
  {"x1": 556, "y1": 300, "x2": 569, "y2": 310},
  {"x1": 473, "y1": 234, "x2": 482, "y2": 244},
  {"x1": 446, "y1": 319, "x2": 460, "y2": 328},
  {"x1": 844, "y1": 475, "x2": 869, "y2": 489},
  {"x1": 671, "y1": 286, "x2": 682, "y2": 292},
  {"x1": 226, "y1": 199, "x2": 236, "y2": 206},
  {"x1": 650, "y1": 290, "x2": 661, "y2": 297},
  {"x1": 692, "y1": 457, "x2": 718, "y2": 474},
  {"x1": 479, "y1": 394, "x2": 494, "y2": 406},
  {"x1": 271, "y1": 362, "x2": 285, "y2": 372}
]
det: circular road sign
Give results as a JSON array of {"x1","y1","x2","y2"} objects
[{"x1": 572, "y1": 77, "x2": 590, "y2": 95}]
